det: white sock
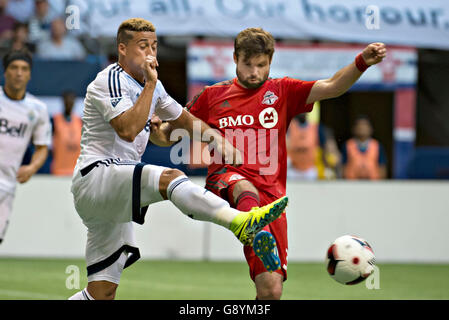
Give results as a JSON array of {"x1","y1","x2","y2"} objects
[
  {"x1": 167, "y1": 176, "x2": 240, "y2": 228},
  {"x1": 68, "y1": 288, "x2": 95, "y2": 300}
]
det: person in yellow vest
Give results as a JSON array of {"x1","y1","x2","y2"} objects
[
  {"x1": 342, "y1": 115, "x2": 387, "y2": 180},
  {"x1": 286, "y1": 113, "x2": 340, "y2": 180},
  {"x1": 50, "y1": 91, "x2": 82, "y2": 175}
]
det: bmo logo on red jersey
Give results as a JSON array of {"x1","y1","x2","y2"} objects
[
  {"x1": 218, "y1": 114, "x2": 254, "y2": 129},
  {"x1": 259, "y1": 107, "x2": 278, "y2": 129},
  {"x1": 218, "y1": 108, "x2": 279, "y2": 129}
]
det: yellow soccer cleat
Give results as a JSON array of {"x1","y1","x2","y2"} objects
[{"x1": 230, "y1": 196, "x2": 288, "y2": 246}]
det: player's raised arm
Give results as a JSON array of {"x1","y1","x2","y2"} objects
[
  {"x1": 110, "y1": 55, "x2": 158, "y2": 142},
  {"x1": 306, "y1": 43, "x2": 386, "y2": 104},
  {"x1": 169, "y1": 109, "x2": 243, "y2": 166}
]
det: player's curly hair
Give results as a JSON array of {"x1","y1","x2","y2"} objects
[
  {"x1": 117, "y1": 18, "x2": 156, "y2": 46},
  {"x1": 234, "y1": 28, "x2": 275, "y2": 62}
]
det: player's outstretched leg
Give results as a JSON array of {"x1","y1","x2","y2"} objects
[
  {"x1": 160, "y1": 170, "x2": 288, "y2": 246},
  {"x1": 253, "y1": 231, "x2": 281, "y2": 273}
]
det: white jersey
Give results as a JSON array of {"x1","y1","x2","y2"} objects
[
  {"x1": 0, "y1": 87, "x2": 51, "y2": 195},
  {"x1": 76, "y1": 63, "x2": 183, "y2": 169}
]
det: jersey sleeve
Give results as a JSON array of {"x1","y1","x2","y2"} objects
[
  {"x1": 282, "y1": 77, "x2": 317, "y2": 119},
  {"x1": 88, "y1": 72, "x2": 134, "y2": 123},
  {"x1": 32, "y1": 102, "x2": 52, "y2": 146},
  {"x1": 154, "y1": 81, "x2": 183, "y2": 121},
  {"x1": 185, "y1": 86, "x2": 209, "y2": 122}
]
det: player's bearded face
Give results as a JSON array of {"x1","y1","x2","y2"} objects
[{"x1": 235, "y1": 53, "x2": 271, "y2": 89}]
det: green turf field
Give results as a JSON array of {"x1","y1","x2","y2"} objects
[{"x1": 0, "y1": 258, "x2": 447, "y2": 300}]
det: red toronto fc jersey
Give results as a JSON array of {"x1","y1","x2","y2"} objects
[{"x1": 186, "y1": 77, "x2": 316, "y2": 198}]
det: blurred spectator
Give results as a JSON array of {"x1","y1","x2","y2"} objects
[
  {"x1": 50, "y1": 91, "x2": 82, "y2": 175},
  {"x1": 4, "y1": 0, "x2": 34, "y2": 22},
  {"x1": 0, "y1": 0, "x2": 16, "y2": 43},
  {"x1": 28, "y1": 0, "x2": 57, "y2": 43},
  {"x1": 342, "y1": 115, "x2": 387, "y2": 180},
  {"x1": 287, "y1": 113, "x2": 341, "y2": 180},
  {"x1": 9, "y1": 22, "x2": 35, "y2": 52},
  {"x1": 36, "y1": 18, "x2": 86, "y2": 60}
]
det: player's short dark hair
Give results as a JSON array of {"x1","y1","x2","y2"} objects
[
  {"x1": 234, "y1": 28, "x2": 275, "y2": 62},
  {"x1": 117, "y1": 18, "x2": 156, "y2": 47},
  {"x1": 3, "y1": 49, "x2": 33, "y2": 70}
]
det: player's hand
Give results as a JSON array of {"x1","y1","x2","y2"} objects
[
  {"x1": 150, "y1": 114, "x2": 163, "y2": 131},
  {"x1": 149, "y1": 114, "x2": 177, "y2": 147},
  {"x1": 361, "y1": 43, "x2": 387, "y2": 66},
  {"x1": 142, "y1": 55, "x2": 158, "y2": 84},
  {"x1": 16, "y1": 165, "x2": 35, "y2": 184}
]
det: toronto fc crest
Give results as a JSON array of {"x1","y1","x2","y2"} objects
[{"x1": 262, "y1": 91, "x2": 278, "y2": 105}]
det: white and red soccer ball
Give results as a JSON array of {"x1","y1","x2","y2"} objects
[{"x1": 325, "y1": 235, "x2": 376, "y2": 285}]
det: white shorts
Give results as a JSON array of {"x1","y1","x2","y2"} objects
[
  {"x1": 71, "y1": 159, "x2": 168, "y2": 284},
  {"x1": 0, "y1": 191, "x2": 14, "y2": 242}
]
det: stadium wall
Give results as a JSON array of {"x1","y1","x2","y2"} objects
[{"x1": 0, "y1": 177, "x2": 448, "y2": 263}]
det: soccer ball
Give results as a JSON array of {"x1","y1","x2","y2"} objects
[{"x1": 325, "y1": 235, "x2": 375, "y2": 285}]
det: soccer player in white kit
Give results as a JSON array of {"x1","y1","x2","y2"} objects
[
  {"x1": 69, "y1": 18, "x2": 288, "y2": 300},
  {"x1": 0, "y1": 50, "x2": 51, "y2": 244}
]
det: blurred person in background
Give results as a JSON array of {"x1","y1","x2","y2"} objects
[
  {"x1": 0, "y1": 49, "x2": 50, "y2": 244},
  {"x1": 342, "y1": 115, "x2": 387, "y2": 180},
  {"x1": 8, "y1": 22, "x2": 35, "y2": 52},
  {"x1": 28, "y1": 0, "x2": 56, "y2": 44},
  {"x1": 286, "y1": 113, "x2": 341, "y2": 180},
  {"x1": 50, "y1": 90, "x2": 81, "y2": 176},
  {"x1": 36, "y1": 17, "x2": 86, "y2": 60},
  {"x1": 0, "y1": 0, "x2": 16, "y2": 45}
]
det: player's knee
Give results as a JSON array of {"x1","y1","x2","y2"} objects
[
  {"x1": 87, "y1": 281, "x2": 118, "y2": 300},
  {"x1": 159, "y1": 168, "x2": 186, "y2": 199},
  {"x1": 271, "y1": 285, "x2": 283, "y2": 300},
  {"x1": 255, "y1": 275, "x2": 283, "y2": 300},
  {"x1": 257, "y1": 283, "x2": 283, "y2": 300},
  {"x1": 102, "y1": 288, "x2": 117, "y2": 300},
  {"x1": 95, "y1": 289, "x2": 116, "y2": 300},
  {"x1": 232, "y1": 179, "x2": 259, "y2": 202}
]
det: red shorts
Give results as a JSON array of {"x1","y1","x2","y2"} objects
[{"x1": 205, "y1": 170, "x2": 288, "y2": 282}]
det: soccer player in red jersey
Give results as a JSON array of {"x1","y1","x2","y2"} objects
[{"x1": 152, "y1": 28, "x2": 386, "y2": 299}]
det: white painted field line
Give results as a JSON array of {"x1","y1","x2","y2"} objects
[{"x1": 0, "y1": 289, "x2": 66, "y2": 300}]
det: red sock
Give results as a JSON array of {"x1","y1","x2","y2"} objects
[{"x1": 235, "y1": 191, "x2": 260, "y2": 212}]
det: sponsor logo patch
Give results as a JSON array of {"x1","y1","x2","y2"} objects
[
  {"x1": 259, "y1": 107, "x2": 278, "y2": 129},
  {"x1": 110, "y1": 97, "x2": 122, "y2": 108}
]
